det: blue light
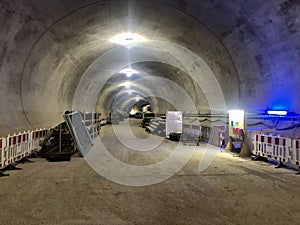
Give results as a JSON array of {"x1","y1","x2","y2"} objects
[
  {"x1": 271, "y1": 99, "x2": 290, "y2": 111},
  {"x1": 267, "y1": 110, "x2": 288, "y2": 116}
]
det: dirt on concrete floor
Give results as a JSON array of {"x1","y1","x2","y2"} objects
[{"x1": 0, "y1": 119, "x2": 299, "y2": 225}]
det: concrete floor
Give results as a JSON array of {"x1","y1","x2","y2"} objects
[{"x1": 0, "y1": 119, "x2": 299, "y2": 225}]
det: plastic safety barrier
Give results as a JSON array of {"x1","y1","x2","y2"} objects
[
  {"x1": 201, "y1": 126, "x2": 211, "y2": 142},
  {"x1": 183, "y1": 124, "x2": 201, "y2": 137},
  {"x1": 291, "y1": 139, "x2": 300, "y2": 166},
  {"x1": 253, "y1": 134, "x2": 292, "y2": 164},
  {"x1": 182, "y1": 124, "x2": 224, "y2": 147},
  {"x1": 210, "y1": 126, "x2": 225, "y2": 148},
  {"x1": 0, "y1": 128, "x2": 49, "y2": 169},
  {"x1": 182, "y1": 124, "x2": 201, "y2": 145},
  {"x1": 0, "y1": 137, "x2": 6, "y2": 169},
  {"x1": 7, "y1": 132, "x2": 23, "y2": 165},
  {"x1": 219, "y1": 132, "x2": 225, "y2": 148},
  {"x1": 31, "y1": 129, "x2": 47, "y2": 150}
]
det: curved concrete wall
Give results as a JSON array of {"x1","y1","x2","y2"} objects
[{"x1": 1, "y1": 0, "x2": 300, "y2": 134}]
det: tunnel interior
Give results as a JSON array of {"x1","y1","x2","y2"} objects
[
  {"x1": 1, "y1": 1, "x2": 300, "y2": 224},
  {"x1": 1, "y1": 0, "x2": 300, "y2": 135}
]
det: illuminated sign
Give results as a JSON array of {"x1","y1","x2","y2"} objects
[{"x1": 228, "y1": 110, "x2": 245, "y2": 138}]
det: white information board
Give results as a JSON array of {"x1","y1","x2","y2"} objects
[
  {"x1": 166, "y1": 111, "x2": 183, "y2": 138},
  {"x1": 228, "y1": 110, "x2": 245, "y2": 138}
]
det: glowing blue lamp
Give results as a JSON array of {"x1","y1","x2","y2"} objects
[{"x1": 267, "y1": 110, "x2": 288, "y2": 116}]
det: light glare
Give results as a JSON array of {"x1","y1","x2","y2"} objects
[
  {"x1": 111, "y1": 33, "x2": 146, "y2": 46},
  {"x1": 119, "y1": 68, "x2": 138, "y2": 77}
]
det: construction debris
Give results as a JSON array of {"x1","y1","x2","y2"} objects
[{"x1": 38, "y1": 122, "x2": 77, "y2": 161}]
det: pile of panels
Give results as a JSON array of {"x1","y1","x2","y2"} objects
[
  {"x1": 38, "y1": 122, "x2": 76, "y2": 161},
  {"x1": 145, "y1": 117, "x2": 166, "y2": 137}
]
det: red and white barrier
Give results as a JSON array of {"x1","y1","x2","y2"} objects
[
  {"x1": 253, "y1": 134, "x2": 292, "y2": 164},
  {"x1": 220, "y1": 132, "x2": 225, "y2": 148},
  {"x1": 7, "y1": 132, "x2": 28, "y2": 164},
  {"x1": 0, "y1": 128, "x2": 49, "y2": 168},
  {"x1": 0, "y1": 137, "x2": 6, "y2": 169},
  {"x1": 31, "y1": 129, "x2": 48, "y2": 151},
  {"x1": 32, "y1": 130, "x2": 40, "y2": 149},
  {"x1": 21, "y1": 131, "x2": 30, "y2": 157},
  {"x1": 7, "y1": 133, "x2": 18, "y2": 165},
  {"x1": 291, "y1": 139, "x2": 300, "y2": 167}
]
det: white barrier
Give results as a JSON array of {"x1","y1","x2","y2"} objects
[
  {"x1": 7, "y1": 133, "x2": 18, "y2": 165},
  {"x1": 183, "y1": 124, "x2": 201, "y2": 137},
  {"x1": 7, "y1": 132, "x2": 27, "y2": 164},
  {"x1": 0, "y1": 137, "x2": 6, "y2": 169},
  {"x1": 253, "y1": 134, "x2": 292, "y2": 165},
  {"x1": 182, "y1": 124, "x2": 224, "y2": 147},
  {"x1": 31, "y1": 130, "x2": 40, "y2": 150},
  {"x1": 291, "y1": 139, "x2": 300, "y2": 167},
  {"x1": 30, "y1": 129, "x2": 49, "y2": 156},
  {"x1": 219, "y1": 132, "x2": 225, "y2": 148},
  {"x1": 0, "y1": 128, "x2": 49, "y2": 169},
  {"x1": 22, "y1": 131, "x2": 30, "y2": 157},
  {"x1": 182, "y1": 124, "x2": 201, "y2": 145}
]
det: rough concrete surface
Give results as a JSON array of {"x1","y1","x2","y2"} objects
[{"x1": 0, "y1": 120, "x2": 299, "y2": 225}]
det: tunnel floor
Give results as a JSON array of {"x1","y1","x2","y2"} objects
[{"x1": 0, "y1": 119, "x2": 299, "y2": 225}]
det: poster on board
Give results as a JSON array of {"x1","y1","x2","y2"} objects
[{"x1": 228, "y1": 110, "x2": 245, "y2": 139}]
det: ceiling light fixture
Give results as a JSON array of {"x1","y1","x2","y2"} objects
[
  {"x1": 123, "y1": 81, "x2": 131, "y2": 89},
  {"x1": 119, "y1": 68, "x2": 138, "y2": 77},
  {"x1": 110, "y1": 32, "x2": 146, "y2": 46}
]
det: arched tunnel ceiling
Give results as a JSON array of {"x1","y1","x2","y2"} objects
[
  {"x1": 96, "y1": 61, "x2": 211, "y2": 116},
  {"x1": 0, "y1": 0, "x2": 300, "y2": 134}
]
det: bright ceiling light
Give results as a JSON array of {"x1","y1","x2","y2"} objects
[
  {"x1": 134, "y1": 97, "x2": 142, "y2": 101},
  {"x1": 123, "y1": 81, "x2": 131, "y2": 89},
  {"x1": 119, "y1": 68, "x2": 138, "y2": 77},
  {"x1": 110, "y1": 33, "x2": 146, "y2": 46}
]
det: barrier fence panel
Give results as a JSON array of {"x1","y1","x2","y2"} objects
[
  {"x1": 22, "y1": 131, "x2": 30, "y2": 157},
  {"x1": 15, "y1": 132, "x2": 24, "y2": 161},
  {"x1": 220, "y1": 132, "x2": 225, "y2": 148},
  {"x1": 1, "y1": 128, "x2": 49, "y2": 168},
  {"x1": 210, "y1": 126, "x2": 225, "y2": 148},
  {"x1": 292, "y1": 139, "x2": 300, "y2": 166},
  {"x1": 0, "y1": 137, "x2": 6, "y2": 169},
  {"x1": 253, "y1": 134, "x2": 260, "y2": 156},
  {"x1": 32, "y1": 130, "x2": 40, "y2": 150},
  {"x1": 201, "y1": 126, "x2": 211, "y2": 142},
  {"x1": 7, "y1": 133, "x2": 17, "y2": 165},
  {"x1": 182, "y1": 124, "x2": 224, "y2": 147},
  {"x1": 182, "y1": 124, "x2": 201, "y2": 145},
  {"x1": 253, "y1": 134, "x2": 293, "y2": 165}
]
